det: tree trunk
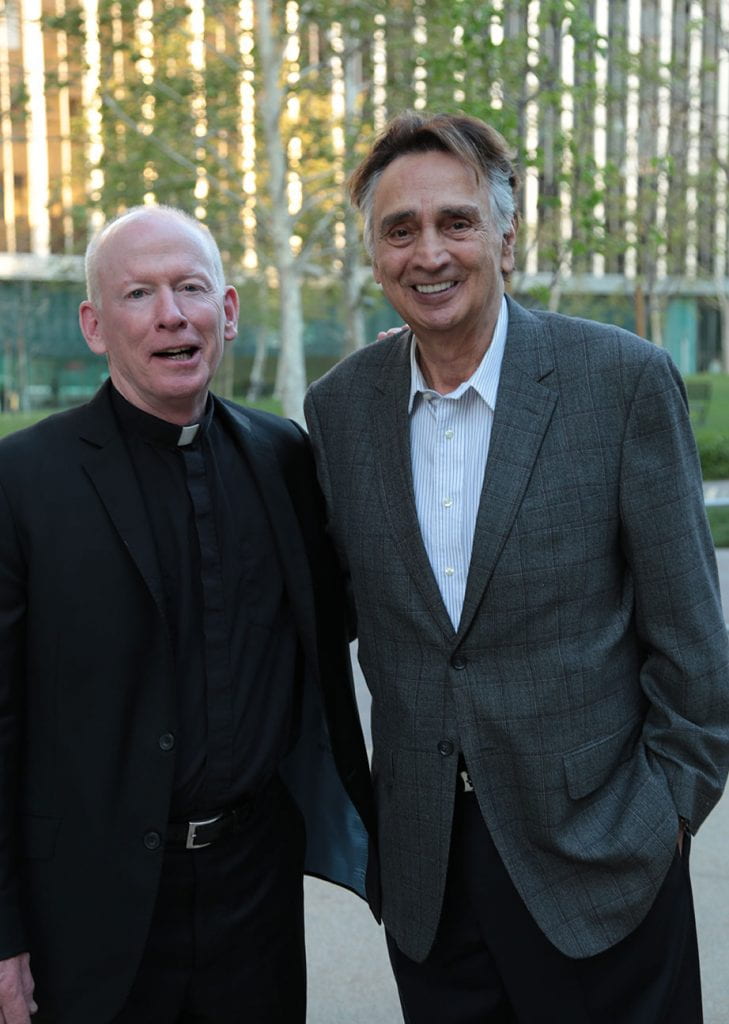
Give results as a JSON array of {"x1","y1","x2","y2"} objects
[
  {"x1": 341, "y1": 27, "x2": 367, "y2": 356},
  {"x1": 276, "y1": 262, "x2": 306, "y2": 423},
  {"x1": 634, "y1": 282, "x2": 647, "y2": 339},
  {"x1": 255, "y1": 0, "x2": 306, "y2": 422},
  {"x1": 246, "y1": 330, "x2": 268, "y2": 402},
  {"x1": 216, "y1": 341, "x2": 235, "y2": 399},
  {"x1": 648, "y1": 291, "x2": 664, "y2": 348},
  {"x1": 547, "y1": 273, "x2": 563, "y2": 313},
  {"x1": 719, "y1": 291, "x2": 729, "y2": 374},
  {"x1": 17, "y1": 280, "x2": 31, "y2": 411},
  {"x1": 342, "y1": 226, "x2": 367, "y2": 356}
]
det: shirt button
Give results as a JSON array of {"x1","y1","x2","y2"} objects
[
  {"x1": 158, "y1": 733, "x2": 175, "y2": 751},
  {"x1": 451, "y1": 654, "x2": 467, "y2": 670},
  {"x1": 437, "y1": 740, "x2": 454, "y2": 756},
  {"x1": 143, "y1": 831, "x2": 161, "y2": 851},
  {"x1": 445, "y1": 429, "x2": 454, "y2": 439},
  {"x1": 442, "y1": 498, "x2": 453, "y2": 508},
  {"x1": 444, "y1": 566, "x2": 455, "y2": 576}
]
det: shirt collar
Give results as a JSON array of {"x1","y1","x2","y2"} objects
[
  {"x1": 110, "y1": 385, "x2": 213, "y2": 449},
  {"x1": 408, "y1": 295, "x2": 509, "y2": 414}
]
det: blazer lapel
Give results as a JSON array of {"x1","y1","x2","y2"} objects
[
  {"x1": 373, "y1": 336, "x2": 456, "y2": 641},
  {"x1": 78, "y1": 385, "x2": 168, "y2": 620},
  {"x1": 218, "y1": 402, "x2": 318, "y2": 657},
  {"x1": 457, "y1": 301, "x2": 557, "y2": 640}
]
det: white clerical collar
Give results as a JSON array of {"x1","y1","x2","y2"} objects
[{"x1": 177, "y1": 424, "x2": 201, "y2": 446}]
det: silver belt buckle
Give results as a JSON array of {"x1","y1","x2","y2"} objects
[
  {"x1": 185, "y1": 812, "x2": 222, "y2": 849},
  {"x1": 460, "y1": 769, "x2": 474, "y2": 793}
]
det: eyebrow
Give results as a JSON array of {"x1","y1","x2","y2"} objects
[
  {"x1": 441, "y1": 204, "x2": 482, "y2": 221},
  {"x1": 378, "y1": 204, "x2": 483, "y2": 235},
  {"x1": 379, "y1": 210, "x2": 415, "y2": 234}
]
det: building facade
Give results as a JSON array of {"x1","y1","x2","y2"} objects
[{"x1": 1, "y1": 0, "x2": 728, "y2": 407}]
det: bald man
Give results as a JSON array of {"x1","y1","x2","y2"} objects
[{"x1": 0, "y1": 206, "x2": 374, "y2": 1024}]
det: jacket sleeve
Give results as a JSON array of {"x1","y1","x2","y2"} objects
[
  {"x1": 618, "y1": 350, "x2": 729, "y2": 831},
  {"x1": 0, "y1": 475, "x2": 31, "y2": 957}
]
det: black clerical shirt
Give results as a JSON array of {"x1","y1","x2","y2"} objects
[{"x1": 111, "y1": 387, "x2": 300, "y2": 819}]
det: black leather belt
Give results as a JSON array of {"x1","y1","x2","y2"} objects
[{"x1": 166, "y1": 799, "x2": 252, "y2": 850}]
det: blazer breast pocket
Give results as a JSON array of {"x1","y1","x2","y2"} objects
[{"x1": 563, "y1": 715, "x2": 642, "y2": 801}]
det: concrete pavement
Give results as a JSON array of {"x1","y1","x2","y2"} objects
[{"x1": 305, "y1": 545, "x2": 729, "y2": 1023}]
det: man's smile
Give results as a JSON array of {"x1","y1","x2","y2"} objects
[{"x1": 412, "y1": 281, "x2": 458, "y2": 295}]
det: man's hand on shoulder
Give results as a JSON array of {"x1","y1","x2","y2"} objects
[
  {"x1": 0, "y1": 952, "x2": 37, "y2": 1022},
  {"x1": 376, "y1": 325, "x2": 408, "y2": 341}
]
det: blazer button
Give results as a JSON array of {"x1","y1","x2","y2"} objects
[
  {"x1": 451, "y1": 654, "x2": 467, "y2": 670},
  {"x1": 437, "y1": 740, "x2": 454, "y2": 756},
  {"x1": 143, "y1": 831, "x2": 161, "y2": 851},
  {"x1": 158, "y1": 733, "x2": 175, "y2": 751}
]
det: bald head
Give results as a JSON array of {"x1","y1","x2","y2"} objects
[{"x1": 85, "y1": 206, "x2": 225, "y2": 309}]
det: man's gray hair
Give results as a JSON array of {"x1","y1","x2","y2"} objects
[{"x1": 349, "y1": 111, "x2": 520, "y2": 259}]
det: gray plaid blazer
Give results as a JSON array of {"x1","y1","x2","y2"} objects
[{"x1": 304, "y1": 296, "x2": 729, "y2": 962}]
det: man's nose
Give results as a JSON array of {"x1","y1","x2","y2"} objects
[
  {"x1": 412, "y1": 227, "x2": 448, "y2": 269},
  {"x1": 155, "y1": 288, "x2": 187, "y2": 329}
]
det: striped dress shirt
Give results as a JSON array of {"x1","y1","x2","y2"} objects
[{"x1": 408, "y1": 297, "x2": 509, "y2": 630}]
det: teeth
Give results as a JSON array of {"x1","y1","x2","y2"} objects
[
  {"x1": 159, "y1": 347, "x2": 194, "y2": 359},
  {"x1": 415, "y1": 281, "x2": 455, "y2": 294}
]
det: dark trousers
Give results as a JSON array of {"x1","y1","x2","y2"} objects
[
  {"x1": 387, "y1": 789, "x2": 703, "y2": 1024},
  {"x1": 110, "y1": 779, "x2": 306, "y2": 1024}
]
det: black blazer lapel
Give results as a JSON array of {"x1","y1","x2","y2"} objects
[
  {"x1": 77, "y1": 386, "x2": 168, "y2": 621},
  {"x1": 217, "y1": 402, "x2": 319, "y2": 660}
]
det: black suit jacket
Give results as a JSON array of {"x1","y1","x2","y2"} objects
[{"x1": 0, "y1": 382, "x2": 375, "y2": 1022}]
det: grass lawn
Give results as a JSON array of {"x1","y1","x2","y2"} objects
[
  {"x1": 707, "y1": 508, "x2": 729, "y2": 548},
  {"x1": 0, "y1": 411, "x2": 49, "y2": 438}
]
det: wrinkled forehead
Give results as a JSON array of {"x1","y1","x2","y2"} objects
[{"x1": 374, "y1": 151, "x2": 488, "y2": 219}]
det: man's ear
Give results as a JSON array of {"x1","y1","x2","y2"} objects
[
  {"x1": 501, "y1": 220, "x2": 517, "y2": 275},
  {"x1": 223, "y1": 286, "x2": 240, "y2": 341},
  {"x1": 79, "y1": 301, "x2": 107, "y2": 356}
]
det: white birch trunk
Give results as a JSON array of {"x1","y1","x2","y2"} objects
[
  {"x1": 648, "y1": 293, "x2": 664, "y2": 348},
  {"x1": 719, "y1": 291, "x2": 729, "y2": 374},
  {"x1": 341, "y1": 29, "x2": 367, "y2": 355},
  {"x1": 254, "y1": 0, "x2": 306, "y2": 422},
  {"x1": 277, "y1": 262, "x2": 306, "y2": 422},
  {"x1": 246, "y1": 330, "x2": 269, "y2": 402}
]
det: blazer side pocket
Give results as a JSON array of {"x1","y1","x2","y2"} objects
[{"x1": 563, "y1": 715, "x2": 642, "y2": 800}]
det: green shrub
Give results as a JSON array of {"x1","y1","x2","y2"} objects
[
  {"x1": 707, "y1": 508, "x2": 729, "y2": 548},
  {"x1": 697, "y1": 435, "x2": 729, "y2": 480}
]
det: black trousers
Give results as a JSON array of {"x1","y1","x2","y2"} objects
[
  {"x1": 109, "y1": 778, "x2": 306, "y2": 1024},
  {"x1": 387, "y1": 789, "x2": 703, "y2": 1024}
]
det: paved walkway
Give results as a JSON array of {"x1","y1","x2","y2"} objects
[{"x1": 305, "y1": 542, "x2": 729, "y2": 1023}]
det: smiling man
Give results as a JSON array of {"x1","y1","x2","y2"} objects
[
  {"x1": 304, "y1": 112, "x2": 729, "y2": 1023},
  {"x1": 0, "y1": 206, "x2": 375, "y2": 1023}
]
